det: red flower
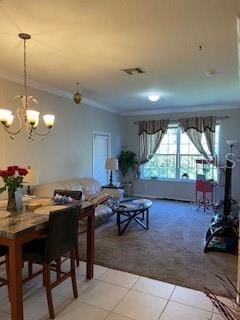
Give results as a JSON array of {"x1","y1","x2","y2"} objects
[
  {"x1": 18, "y1": 168, "x2": 28, "y2": 176},
  {"x1": 0, "y1": 170, "x2": 8, "y2": 177},
  {"x1": 7, "y1": 166, "x2": 19, "y2": 175},
  {"x1": 7, "y1": 166, "x2": 16, "y2": 171},
  {"x1": 7, "y1": 168, "x2": 15, "y2": 176}
]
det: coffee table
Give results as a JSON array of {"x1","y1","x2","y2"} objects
[{"x1": 111, "y1": 199, "x2": 152, "y2": 235}]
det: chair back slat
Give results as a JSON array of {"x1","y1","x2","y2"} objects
[{"x1": 44, "y1": 204, "x2": 81, "y2": 262}]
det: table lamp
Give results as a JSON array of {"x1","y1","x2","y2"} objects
[
  {"x1": 105, "y1": 158, "x2": 118, "y2": 186},
  {"x1": 226, "y1": 139, "x2": 238, "y2": 154},
  {"x1": 23, "y1": 167, "x2": 39, "y2": 195}
]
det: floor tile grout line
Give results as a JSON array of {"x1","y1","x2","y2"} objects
[
  {"x1": 157, "y1": 299, "x2": 170, "y2": 320},
  {"x1": 157, "y1": 285, "x2": 176, "y2": 320},
  {"x1": 74, "y1": 286, "x2": 132, "y2": 315},
  {"x1": 59, "y1": 298, "x2": 113, "y2": 313},
  {"x1": 168, "y1": 299, "x2": 213, "y2": 313},
  {"x1": 127, "y1": 287, "x2": 171, "y2": 301},
  {"x1": 107, "y1": 285, "x2": 132, "y2": 314},
  {"x1": 96, "y1": 277, "x2": 140, "y2": 290},
  {"x1": 54, "y1": 279, "x2": 102, "y2": 300},
  {"x1": 168, "y1": 285, "x2": 176, "y2": 300},
  {"x1": 109, "y1": 310, "x2": 136, "y2": 320},
  {"x1": 129, "y1": 275, "x2": 141, "y2": 289},
  {"x1": 110, "y1": 286, "x2": 171, "y2": 320},
  {"x1": 94, "y1": 266, "x2": 110, "y2": 279},
  {"x1": 102, "y1": 311, "x2": 112, "y2": 320}
]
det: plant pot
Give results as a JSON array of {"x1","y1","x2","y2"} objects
[{"x1": 7, "y1": 188, "x2": 23, "y2": 213}]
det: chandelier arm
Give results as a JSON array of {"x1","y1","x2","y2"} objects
[
  {"x1": 32, "y1": 127, "x2": 51, "y2": 137},
  {"x1": 2, "y1": 107, "x2": 24, "y2": 136}
]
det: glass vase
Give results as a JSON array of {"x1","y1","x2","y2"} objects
[
  {"x1": 7, "y1": 188, "x2": 17, "y2": 213},
  {"x1": 7, "y1": 188, "x2": 22, "y2": 213}
]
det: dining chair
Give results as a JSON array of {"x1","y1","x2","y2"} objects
[
  {"x1": 53, "y1": 189, "x2": 82, "y2": 266},
  {"x1": 0, "y1": 246, "x2": 8, "y2": 287},
  {"x1": 23, "y1": 204, "x2": 81, "y2": 319}
]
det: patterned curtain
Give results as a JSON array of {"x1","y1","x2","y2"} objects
[
  {"x1": 179, "y1": 117, "x2": 217, "y2": 159},
  {"x1": 138, "y1": 119, "x2": 169, "y2": 165}
]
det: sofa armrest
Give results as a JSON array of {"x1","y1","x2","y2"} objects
[{"x1": 102, "y1": 188, "x2": 124, "y2": 201}]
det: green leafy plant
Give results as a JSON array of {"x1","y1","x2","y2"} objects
[{"x1": 118, "y1": 150, "x2": 138, "y2": 179}]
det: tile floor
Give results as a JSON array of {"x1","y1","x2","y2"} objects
[{"x1": 0, "y1": 261, "x2": 228, "y2": 320}]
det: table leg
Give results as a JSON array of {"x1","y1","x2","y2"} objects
[
  {"x1": 8, "y1": 239, "x2": 23, "y2": 320},
  {"x1": 117, "y1": 212, "x2": 121, "y2": 236},
  {"x1": 86, "y1": 207, "x2": 95, "y2": 279},
  {"x1": 146, "y1": 209, "x2": 149, "y2": 230}
]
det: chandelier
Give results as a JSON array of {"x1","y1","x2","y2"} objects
[{"x1": 0, "y1": 33, "x2": 55, "y2": 140}]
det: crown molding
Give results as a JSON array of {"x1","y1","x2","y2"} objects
[
  {"x1": 121, "y1": 103, "x2": 240, "y2": 116},
  {"x1": 1, "y1": 70, "x2": 239, "y2": 117},
  {"x1": 0, "y1": 70, "x2": 120, "y2": 114}
]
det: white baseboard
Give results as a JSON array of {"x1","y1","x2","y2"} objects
[
  {"x1": 132, "y1": 193, "x2": 191, "y2": 202},
  {"x1": 133, "y1": 193, "x2": 163, "y2": 200}
]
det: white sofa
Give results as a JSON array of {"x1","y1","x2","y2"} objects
[{"x1": 33, "y1": 177, "x2": 123, "y2": 230}]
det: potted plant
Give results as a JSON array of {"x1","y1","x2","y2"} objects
[{"x1": 118, "y1": 150, "x2": 138, "y2": 181}]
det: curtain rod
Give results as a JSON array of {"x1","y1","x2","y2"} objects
[{"x1": 133, "y1": 116, "x2": 229, "y2": 124}]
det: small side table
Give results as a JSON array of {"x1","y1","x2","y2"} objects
[
  {"x1": 120, "y1": 182, "x2": 133, "y2": 197},
  {"x1": 101, "y1": 186, "x2": 124, "y2": 201}
]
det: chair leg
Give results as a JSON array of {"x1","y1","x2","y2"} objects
[
  {"x1": 75, "y1": 242, "x2": 80, "y2": 267},
  {"x1": 70, "y1": 250, "x2": 78, "y2": 299},
  {"x1": 28, "y1": 262, "x2": 33, "y2": 277},
  {"x1": 55, "y1": 258, "x2": 61, "y2": 280},
  {"x1": 5, "y1": 256, "x2": 10, "y2": 302},
  {"x1": 43, "y1": 263, "x2": 55, "y2": 319}
]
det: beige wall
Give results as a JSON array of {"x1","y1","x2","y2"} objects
[
  {"x1": 0, "y1": 78, "x2": 123, "y2": 186},
  {"x1": 123, "y1": 108, "x2": 240, "y2": 201},
  {"x1": 1, "y1": 76, "x2": 240, "y2": 202}
]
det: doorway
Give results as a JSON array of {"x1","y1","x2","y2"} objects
[{"x1": 92, "y1": 132, "x2": 111, "y2": 185}]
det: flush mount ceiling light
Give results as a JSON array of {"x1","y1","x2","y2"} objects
[
  {"x1": 205, "y1": 69, "x2": 218, "y2": 77},
  {"x1": 148, "y1": 94, "x2": 160, "y2": 102},
  {"x1": 0, "y1": 33, "x2": 55, "y2": 140},
  {"x1": 122, "y1": 67, "x2": 145, "y2": 75}
]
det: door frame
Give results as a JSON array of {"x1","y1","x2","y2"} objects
[{"x1": 92, "y1": 131, "x2": 111, "y2": 180}]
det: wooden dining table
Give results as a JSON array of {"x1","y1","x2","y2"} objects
[{"x1": 0, "y1": 200, "x2": 95, "y2": 320}]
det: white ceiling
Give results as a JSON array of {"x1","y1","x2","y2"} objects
[{"x1": 0, "y1": 0, "x2": 240, "y2": 115}]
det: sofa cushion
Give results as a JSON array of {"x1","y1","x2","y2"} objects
[
  {"x1": 87, "y1": 191, "x2": 110, "y2": 205},
  {"x1": 33, "y1": 179, "x2": 85, "y2": 199},
  {"x1": 78, "y1": 178, "x2": 101, "y2": 199}
]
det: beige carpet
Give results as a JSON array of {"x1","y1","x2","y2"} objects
[{"x1": 79, "y1": 199, "x2": 237, "y2": 296}]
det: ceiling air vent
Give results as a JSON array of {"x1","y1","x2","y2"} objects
[{"x1": 122, "y1": 67, "x2": 145, "y2": 75}]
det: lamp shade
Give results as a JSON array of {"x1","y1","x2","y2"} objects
[
  {"x1": 23, "y1": 168, "x2": 39, "y2": 185},
  {"x1": 105, "y1": 158, "x2": 119, "y2": 170}
]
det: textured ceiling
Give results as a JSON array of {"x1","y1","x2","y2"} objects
[{"x1": 0, "y1": 0, "x2": 240, "y2": 114}]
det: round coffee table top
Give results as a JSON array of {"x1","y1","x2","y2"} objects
[{"x1": 112, "y1": 198, "x2": 152, "y2": 213}]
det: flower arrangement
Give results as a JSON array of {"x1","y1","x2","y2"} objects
[{"x1": 0, "y1": 166, "x2": 28, "y2": 212}]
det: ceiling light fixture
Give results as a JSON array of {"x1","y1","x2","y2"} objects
[
  {"x1": 73, "y1": 81, "x2": 82, "y2": 104},
  {"x1": 148, "y1": 94, "x2": 160, "y2": 102},
  {"x1": 205, "y1": 69, "x2": 218, "y2": 77},
  {"x1": 0, "y1": 33, "x2": 55, "y2": 140}
]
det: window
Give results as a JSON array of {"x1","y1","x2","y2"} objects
[{"x1": 141, "y1": 124, "x2": 219, "y2": 181}]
